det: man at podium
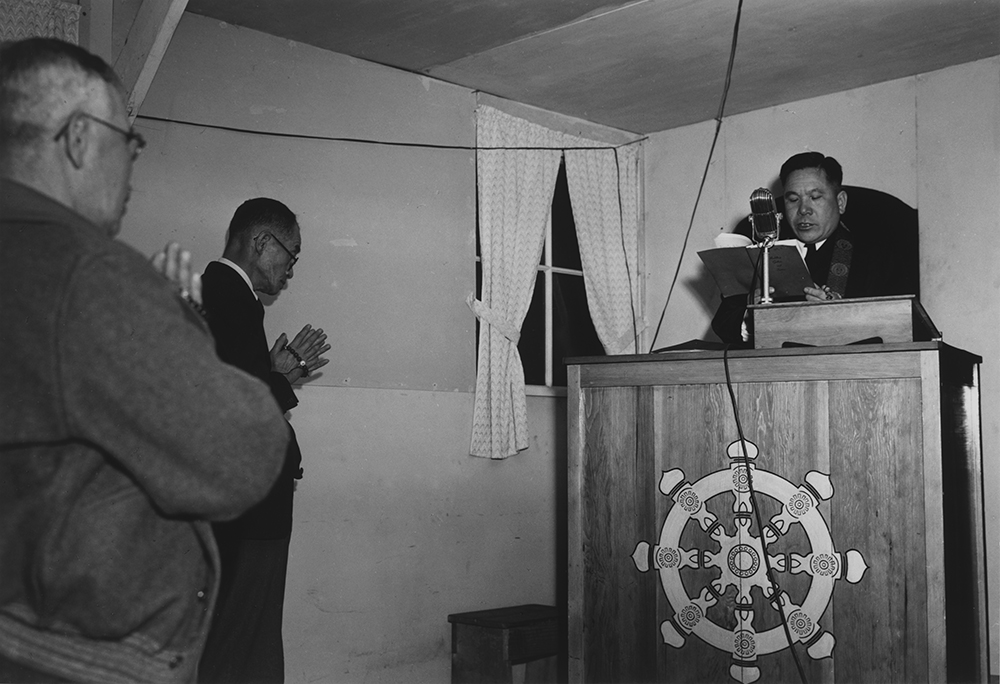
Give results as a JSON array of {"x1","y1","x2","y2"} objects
[{"x1": 712, "y1": 152, "x2": 919, "y2": 344}]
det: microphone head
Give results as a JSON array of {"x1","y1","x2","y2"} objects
[{"x1": 749, "y1": 187, "x2": 780, "y2": 242}]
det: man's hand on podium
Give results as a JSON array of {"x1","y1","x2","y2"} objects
[{"x1": 804, "y1": 285, "x2": 843, "y2": 302}]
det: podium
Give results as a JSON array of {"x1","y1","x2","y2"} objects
[{"x1": 566, "y1": 341, "x2": 988, "y2": 683}]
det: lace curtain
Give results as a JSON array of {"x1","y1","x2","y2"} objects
[
  {"x1": 0, "y1": 0, "x2": 80, "y2": 43},
  {"x1": 565, "y1": 144, "x2": 641, "y2": 355},
  {"x1": 469, "y1": 107, "x2": 562, "y2": 459},
  {"x1": 469, "y1": 106, "x2": 641, "y2": 459}
]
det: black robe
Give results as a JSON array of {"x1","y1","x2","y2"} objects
[{"x1": 711, "y1": 186, "x2": 919, "y2": 344}]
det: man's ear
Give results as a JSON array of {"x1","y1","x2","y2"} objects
[
  {"x1": 253, "y1": 232, "x2": 270, "y2": 256},
  {"x1": 837, "y1": 189, "x2": 848, "y2": 215},
  {"x1": 60, "y1": 114, "x2": 90, "y2": 170}
]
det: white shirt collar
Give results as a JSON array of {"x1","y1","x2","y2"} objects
[
  {"x1": 217, "y1": 258, "x2": 258, "y2": 300},
  {"x1": 796, "y1": 221, "x2": 849, "y2": 257},
  {"x1": 796, "y1": 238, "x2": 826, "y2": 259}
]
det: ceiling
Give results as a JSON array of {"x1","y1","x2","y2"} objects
[{"x1": 185, "y1": 0, "x2": 1000, "y2": 135}]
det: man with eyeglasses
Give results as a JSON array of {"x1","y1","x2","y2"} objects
[
  {"x1": 0, "y1": 38, "x2": 291, "y2": 683},
  {"x1": 198, "y1": 198, "x2": 330, "y2": 683}
]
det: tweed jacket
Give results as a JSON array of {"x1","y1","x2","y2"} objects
[{"x1": 0, "y1": 179, "x2": 289, "y2": 683}]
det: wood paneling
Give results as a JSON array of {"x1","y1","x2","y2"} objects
[
  {"x1": 568, "y1": 344, "x2": 987, "y2": 683},
  {"x1": 578, "y1": 387, "x2": 655, "y2": 683},
  {"x1": 750, "y1": 295, "x2": 935, "y2": 349},
  {"x1": 579, "y1": 348, "x2": 923, "y2": 388},
  {"x1": 827, "y1": 378, "x2": 926, "y2": 683}
]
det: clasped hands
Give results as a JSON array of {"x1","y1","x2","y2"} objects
[{"x1": 271, "y1": 325, "x2": 331, "y2": 382}]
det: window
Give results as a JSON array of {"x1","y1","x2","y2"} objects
[{"x1": 476, "y1": 158, "x2": 604, "y2": 388}]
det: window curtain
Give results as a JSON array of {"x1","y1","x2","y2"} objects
[
  {"x1": 469, "y1": 106, "x2": 563, "y2": 459},
  {"x1": 469, "y1": 105, "x2": 641, "y2": 459},
  {"x1": 0, "y1": 0, "x2": 80, "y2": 43},
  {"x1": 565, "y1": 143, "x2": 642, "y2": 354}
]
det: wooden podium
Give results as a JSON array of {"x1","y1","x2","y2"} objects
[{"x1": 566, "y1": 341, "x2": 988, "y2": 683}]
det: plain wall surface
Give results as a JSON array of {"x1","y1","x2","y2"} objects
[
  {"x1": 643, "y1": 56, "x2": 1000, "y2": 672},
  {"x1": 285, "y1": 387, "x2": 563, "y2": 682}
]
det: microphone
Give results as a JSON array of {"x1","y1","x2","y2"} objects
[
  {"x1": 749, "y1": 188, "x2": 780, "y2": 244},
  {"x1": 749, "y1": 188, "x2": 781, "y2": 305}
]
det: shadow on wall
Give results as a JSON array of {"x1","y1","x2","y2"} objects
[{"x1": 690, "y1": 185, "x2": 920, "y2": 341}]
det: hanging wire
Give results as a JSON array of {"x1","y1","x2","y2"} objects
[
  {"x1": 613, "y1": 148, "x2": 640, "y2": 353},
  {"x1": 722, "y1": 344, "x2": 809, "y2": 683},
  {"x1": 647, "y1": 0, "x2": 745, "y2": 353},
  {"x1": 135, "y1": 113, "x2": 642, "y2": 152}
]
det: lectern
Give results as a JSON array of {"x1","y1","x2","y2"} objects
[{"x1": 566, "y1": 341, "x2": 988, "y2": 683}]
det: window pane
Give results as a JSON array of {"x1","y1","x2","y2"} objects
[
  {"x1": 551, "y1": 162, "x2": 583, "y2": 271},
  {"x1": 518, "y1": 273, "x2": 546, "y2": 386},
  {"x1": 475, "y1": 261, "x2": 482, "y2": 347},
  {"x1": 552, "y1": 273, "x2": 604, "y2": 386}
]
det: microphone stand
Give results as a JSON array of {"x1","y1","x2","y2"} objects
[{"x1": 760, "y1": 234, "x2": 775, "y2": 304}]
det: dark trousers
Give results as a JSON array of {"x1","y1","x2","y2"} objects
[{"x1": 198, "y1": 537, "x2": 291, "y2": 683}]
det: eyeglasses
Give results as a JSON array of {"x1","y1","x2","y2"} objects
[
  {"x1": 54, "y1": 111, "x2": 147, "y2": 160},
  {"x1": 267, "y1": 232, "x2": 299, "y2": 267}
]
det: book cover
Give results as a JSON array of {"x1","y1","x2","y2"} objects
[{"x1": 698, "y1": 240, "x2": 815, "y2": 299}]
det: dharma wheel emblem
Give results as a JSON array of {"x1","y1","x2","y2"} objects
[{"x1": 631, "y1": 439, "x2": 868, "y2": 683}]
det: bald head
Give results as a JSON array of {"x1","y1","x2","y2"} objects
[{"x1": 0, "y1": 38, "x2": 138, "y2": 235}]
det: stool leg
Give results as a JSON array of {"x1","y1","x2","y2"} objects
[
  {"x1": 523, "y1": 655, "x2": 558, "y2": 683},
  {"x1": 452, "y1": 623, "x2": 512, "y2": 684}
]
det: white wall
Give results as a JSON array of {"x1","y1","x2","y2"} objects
[
  {"x1": 286, "y1": 388, "x2": 563, "y2": 681},
  {"x1": 122, "y1": 13, "x2": 566, "y2": 682},
  {"x1": 644, "y1": 56, "x2": 1000, "y2": 672}
]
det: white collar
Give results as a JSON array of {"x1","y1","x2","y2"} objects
[
  {"x1": 797, "y1": 221, "x2": 849, "y2": 257},
  {"x1": 796, "y1": 238, "x2": 826, "y2": 259},
  {"x1": 217, "y1": 258, "x2": 258, "y2": 300}
]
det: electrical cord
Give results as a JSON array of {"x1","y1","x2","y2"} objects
[
  {"x1": 135, "y1": 113, "x2": 642, "y2": 152},
  {"x1": 722, "y1": 343, "x2": 809, "y2": 684},
  {"x1": 144, "y1": 111, "x2": 642, "y2": 358},
  {"x1": 647, "y1": 0, "x2": 745, "y2": 352},
  {"x1": 612, "y1": 147, "x2": 640, "y2": 353}
]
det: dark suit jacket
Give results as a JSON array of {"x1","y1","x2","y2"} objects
[
  {"x1": 201, "y1": 261, "x2": 302, "y2": 539},
  {"x1": 711, "y1": 186, "x2": 920, "y2": 344}
]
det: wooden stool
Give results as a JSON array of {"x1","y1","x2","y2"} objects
[{"x1": 448, "y1": 604, "x2": 559, "y2": 683}]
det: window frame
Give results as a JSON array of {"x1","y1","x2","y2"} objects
[
  {"x1": 473, "y1": 176, "x2": 599, "y2": 395},
  {"x1": 474, "y1": 148, "x2": 645, "y2": 394},
  {"x1": 528, "y1": 210, "x2": 591, "y2": 392}
]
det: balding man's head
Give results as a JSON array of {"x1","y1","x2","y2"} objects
[
  {"x1": 1, "y1": 39, "x2": 122, "y2": 161},
  {"x1": 0, "y1": 38, "x2": 141, "y2": 235}
]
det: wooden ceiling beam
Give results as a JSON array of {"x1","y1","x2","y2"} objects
[{"x1": 113, "y1": 0, "x2": 189, "y2": 121}]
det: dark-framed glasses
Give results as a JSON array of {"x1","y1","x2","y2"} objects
[
  {"x1": 267, "y1": 232, "x2": 299, "y2": 267},
  {"x1": 54, "y1": 111, "x2": 146, "y2": 160}
]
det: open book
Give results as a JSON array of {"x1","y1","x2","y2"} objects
[{"x1": 698, "y1": 234, "x2": 815, "y2": 299}]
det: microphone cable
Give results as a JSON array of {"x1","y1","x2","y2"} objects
[
  {"x1": 647, "y1": 0, "x2": 745, "y2": 352},
  {"x1": 722, "y1": 343, "x2": 809, "y2": 684},
  {"x1": 612, "y1": 147, "x2": 641, "y2": 354}
]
